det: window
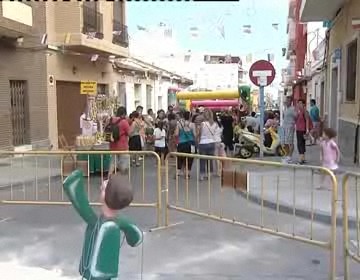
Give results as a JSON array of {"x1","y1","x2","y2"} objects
[
  {"x1": 97, "y1": 84, "x2": 108, "y2": 95},
  {"x1": 346, "y1": 40, "x2": 357, "y2": 101},
  {"x1": 113, "y1": 1, "x2": 123, "y2": 24},
  {"x1": 9, "y1": 80, "x2": 30, "y2": 146}
]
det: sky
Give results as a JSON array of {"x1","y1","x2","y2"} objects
[{"x1": 127, "y1": 0, "x2": 289, "y2": 86}]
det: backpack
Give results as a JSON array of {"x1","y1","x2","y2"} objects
[{"x1": 104, "y1": 118, "x2": 121, "y2": 142}]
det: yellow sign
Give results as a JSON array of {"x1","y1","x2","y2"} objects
[{"x1": 80, "y1": 81, "x2": 97, "y2": 95}]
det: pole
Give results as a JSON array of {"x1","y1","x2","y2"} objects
[
  {"x1": 280, "y1": 89, "x2": 284, "y2": 126},
  {"x1": 259, "y1": 85, "x2": 265, "y2": 158}
]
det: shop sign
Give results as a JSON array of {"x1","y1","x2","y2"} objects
[{"x1": 80, "y1": 81, "x2": 97, "y2": 95}]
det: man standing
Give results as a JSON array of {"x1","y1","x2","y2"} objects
[
  {"x1": 309, "y1": 99, "x2": 320, "y2": 145},
  {"x1": 295, "y1": 99, "x2": 310, "y2": 164},
  {"x1": 282, "y1": 96, "x2": 297, "y2": 163},
  {"x1": 245, "y1": 112, "x2": 260, "y2": 133}
]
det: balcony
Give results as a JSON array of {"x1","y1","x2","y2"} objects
[
  {"x1": 288, "y1": 0, "x2": 296, "y2": 19},
  {"x1": 51, "y1": 2, "x2": 128, "y2": 58},
  {"x1": 82, "y1": 5, "x2": 103, "y2": 40},
  {"x1": 300, "y1": 0, "x2": 345, "y2": 22},
  {"x1": 286, "y1": 18, "x2": 296, "y2": 58},
  {"x1": 0, "y1": 1, "x2": 33, "y2": 38},
  {"x1": 112, "y1": 20, "x2": 129, "y2": 48}
]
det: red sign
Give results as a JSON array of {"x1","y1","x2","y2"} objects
[{"x1": 249, "y1": 60, "x2": 276, "y2": 87}]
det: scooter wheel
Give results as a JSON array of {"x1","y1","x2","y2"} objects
[{"x1": 236, "y1": 147, "x2": 253, "y2": 159}]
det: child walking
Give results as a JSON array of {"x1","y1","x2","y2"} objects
[
  {"x1": 153, "y1": 121, "x2": 166, "y2": 165},
  {"x1": 318, "y1": 127, "x2": 340, "y2": 190}
]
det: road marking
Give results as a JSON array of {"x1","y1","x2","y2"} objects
[{"x1": 0, "y1": 217, "x2": 12, "y2": 223}]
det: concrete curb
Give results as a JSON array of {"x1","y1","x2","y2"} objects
[{"x1": 238, "y1": 191, "x2": 357, "y2": 229}]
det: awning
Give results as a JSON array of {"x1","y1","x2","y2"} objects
[{"x1": 300, "y1": 0, "x2": 345, "y2": 22}]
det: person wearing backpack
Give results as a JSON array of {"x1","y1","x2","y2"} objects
[{"x1": 107, "y1": 106, "x2": 130, "y2": 176}]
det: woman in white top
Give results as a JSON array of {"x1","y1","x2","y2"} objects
[
  {"x1": 197, "y1": 109, "x2": 218, "y2": 180},
  {"x1": 153, "y1": 121, "x2": 166, "y2": 164}
]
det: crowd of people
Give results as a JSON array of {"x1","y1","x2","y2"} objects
[
  {"x1": 106, "y1": 98, "x2": 340, "y2": 187},
  {"x1": 106, "y1": 105, "x2": 246, "y2": 180}
]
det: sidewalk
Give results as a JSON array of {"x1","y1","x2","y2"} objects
[
  {"x1": 0, "y1": 156, "x2": 61, "y2": 188},
  {"x1": 246, "y1": 144, "x2": 360, "y2": 228}
]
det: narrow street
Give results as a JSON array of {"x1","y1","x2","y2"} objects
[{"x1": 0, "y1": 153, "x2": 359, "y2": 279}]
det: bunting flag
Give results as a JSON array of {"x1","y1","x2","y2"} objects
[
  {"x1": 246, "y1": 53, "x2": 253, "y2": 63},
  {"x1": 190, "y1": 26, "x2": 199, "y2": 38},
  {"x1": 243, "y1": 28, "x2": 252, "y2": 34},
  {"x1": 243, "y1": 24, "x2": 252, "y2": 34},
  {"x1": 137, "y1": 25, "x2": 147, "y2": 31},
  {"x1": 217, "y1": 24, "x2": 225, "y2": 39},
  {"x1": 164, "y1": 28, "x2": 172, "y2": 38},
  {"x1": 159, "y1": 22, "x2": 166, "y2": 27},
  {"x1": 272, "y1": 23, "x2": 279, "y2": 30},
  {"x1": 267, "y1": 53, "x2": 275, "y2": 62}
]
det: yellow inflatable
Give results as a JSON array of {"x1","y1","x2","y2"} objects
[{"x1": 177, "y1": 90, "x2": 239, "y2": 100}]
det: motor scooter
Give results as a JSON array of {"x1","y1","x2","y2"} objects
[{"x1": 234, "y1": 127, "x2": 285, "y2": 159}]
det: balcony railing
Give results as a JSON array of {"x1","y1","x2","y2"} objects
[
  {"x1": 112, "y1": 20, "x2": 129, "y2": 48},
  {"x1": 82, "y1": 5, "x2": 104, "y2": 39}
]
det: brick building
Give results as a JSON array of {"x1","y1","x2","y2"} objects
[
  {"x1": 285, "y1": 0, "x2": 308, "y2": 104},
  {"x1": 301, "y1": 0, "x2": 360, "y2": 164},
  {"x1": 0, "y1": 1, "x2": 191, "y2": 151}
]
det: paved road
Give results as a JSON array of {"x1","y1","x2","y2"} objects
[{"x1": 1, "y1": 157, "x2": 360, "y2": 279}]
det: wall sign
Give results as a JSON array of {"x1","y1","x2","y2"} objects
[{"x1": 80, "y1": 81, "x2": 97, "y2": 95}]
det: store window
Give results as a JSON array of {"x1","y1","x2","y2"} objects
[
  {"x1": 97, "y1": 84, "x2": 108, "y2": 95},
  {"x1": 346, "y1": 40, "x2": 357, "y2": 102}
]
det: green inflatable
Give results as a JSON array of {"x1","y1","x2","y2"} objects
[{"x1": 63, "y1": 170, "x2": 143, "y2": 280}]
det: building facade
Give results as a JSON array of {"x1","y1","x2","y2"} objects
[
  {"x1": 286, "y1": 0, "x2": 308, "y2": 104},
  {"x1": 301, "y1": 0, "x2": 360, "y2": 164},
  {"x1": 0, "y1": 1, "x2": 190, "y2": 151},
  {"x1": 0, "y1": 2, "x2": 49, "y2": 151},
  {"x1": 303, "y1": 22, "x2": 327, "y2": 111}
]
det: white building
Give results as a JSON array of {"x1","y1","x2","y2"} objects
[
  {"x1": 128, "y1": 24, "x2": 192, "y2": 112},
  {"x1": 303, "y1": 22, "x2": 327, "y2": 111}
]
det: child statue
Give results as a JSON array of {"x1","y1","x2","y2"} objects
[{"x1": 63, "y1": 170, "x2": 143, "y2": 280}]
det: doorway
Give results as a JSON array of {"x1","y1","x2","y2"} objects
[
  {"x1": 9, "y1": 80, "x2": 30, "y2": 146},
  {"x1": 118, "y1": 82, "x2": 126, "y2": 108},
  {"x1": 56, "y1": 81, "x2": 87, "y2": 147},
  {"x1": 320, "y1": 81, "x2": 325, "y2": 116},
  {"x1": 330, "y1": 68, "x2": 338, "y2": 130},
  {"x1": 146, "y1": 85, "x2": 153, "y2": 111}
]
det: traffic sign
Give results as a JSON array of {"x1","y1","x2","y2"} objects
[{"x1": 249, "y1": 60, "x2": 276, "y2": 87}]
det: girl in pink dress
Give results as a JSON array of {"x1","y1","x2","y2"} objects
[{"x1": 318, "y1": 128, "x2": 340, "y2": 190}]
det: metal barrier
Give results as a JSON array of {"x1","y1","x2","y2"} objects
[
  {"x1": 343, "y1": 171, "x2": 360, "y2": 280},
  {"x1": 164, "y1": 152, "x2": 338, "y2": 280},
  {"x1": 0, "y1": 150, "x2": 162, "y2": 230}
]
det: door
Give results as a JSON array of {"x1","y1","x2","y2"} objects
[
  {"x1": 330, "y1": 68, "x2": 338, "y2": 130},
  {"x1": 320, "y1": 81, "x2": 325, "y2": 116},
  {"x1": 9, "y1": 80, "x2": 30, "y2": 146},
  {"x1": 146, "y1": 85, "x2": 153, "y2": 111},
  {"x1": 118, "y1": 82, "x2": 126, "y2": 108},
  {"x1": 56, "y1": 81, "x2": 87, "y2": 148}
]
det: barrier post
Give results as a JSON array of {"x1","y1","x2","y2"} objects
[
  {"x1": 343, "y1": 174, "x2": 350, "y2": 280},
  {"x1": 330, "y1": 171, "x2": 338, "y2": 280}
]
